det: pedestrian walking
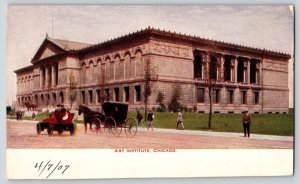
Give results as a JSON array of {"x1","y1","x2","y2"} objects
[
  {"x1": 147, "y1": 110, "x2": 154, "y2": 131},
  {"x1": 242, "y1": 109, "x2": 251, "y2": 138},
  {"x1": 136, "y1": 110, "x2": 143, "y2": 126},
  {"x1": 32, "y1": 112, "x2": 36, "y2": 121},
  {"x1": 176, "y1": 110, "x2": 184, "y2": 130}
]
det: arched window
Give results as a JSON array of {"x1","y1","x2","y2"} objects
[
  {"x1": 59, "y1": 92, "x2": 64, "y2": 104},
  {"x1": 114, "y1": 55, "x2": 122, "y2": 79},
  {"x1": 96, "y1": 58, "x2": 102, "y2": 81},
  {"x1": 105, "y1": 56, "x2": 111, "y2": 80},
  {"x1": 135, "y1": 50, "x2": 143, "y2": 77},
  {"x1": 124, "y1": 52, "x2": 131, "y2": 78},
  {"x1": 89, "y1": 61, "x2": 94, "y2": 84},
  {"x1": 81, "y1": 63, "x2": 86, "y2": 84},
  {"x1": 41, "y1": 94, "x2": 44, "y2": 105},
  {"x1": 52, "y1": 93, "x2": 57, "y2": 106},
  {"x1": 35, "y1": 94, "x2": 38, "y2": 105}
]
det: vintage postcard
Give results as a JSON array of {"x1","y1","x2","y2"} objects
[{"x1": 6, "y1": 5, "x2": 294, "y2": 179}]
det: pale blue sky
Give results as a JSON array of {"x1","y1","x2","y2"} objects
[{"x1": 6, "y1": 5, "x2": 294, "y2": 106}]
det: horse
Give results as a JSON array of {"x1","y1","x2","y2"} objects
[{"x1": 78, "y1": 105, "x2": 103, "y2": 134}]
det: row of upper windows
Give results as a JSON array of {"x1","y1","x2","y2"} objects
[
  {"x1": 196, "y1": 88, "x2": 260, "y2": 105},
  {"x1": 17, "y1": 75, "x2": 33, "y2": 82},
  {"x1": 81, "y1": 49, "x2": 143, "y2": 67}
]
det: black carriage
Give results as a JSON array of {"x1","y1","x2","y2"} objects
[{"x1": 101, "y1": 101, "x2": 138, "y2": 137}]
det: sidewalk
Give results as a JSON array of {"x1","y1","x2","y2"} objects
[
  {"x1": 137, "y1": 127, "x2": 293, "y2": 142},
  {"x1": 8, "y1": 119, "x2": 293, "y2": 142}
]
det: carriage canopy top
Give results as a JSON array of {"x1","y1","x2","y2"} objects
[{"x1": 102, "y1": 101, "x2": 129, "y2": 123}]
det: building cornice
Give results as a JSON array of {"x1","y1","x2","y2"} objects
[
  {"x1": 77, "y1": 27, "x2": 291, "y2": 61},
  {"x1": 14, "y1": 65, "x2": 34, "y2": 74}
]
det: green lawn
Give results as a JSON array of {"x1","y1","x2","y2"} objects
[
  {"x1": 128, "y1": 112, "x2": 294, "y2": 136},
  {"x1": 9, "y1": 111, "x2": 294, "y2": 136}
]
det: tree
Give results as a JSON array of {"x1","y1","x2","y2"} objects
[
  {"x1": 68, "y1": 72, "x2": 77, "y2": 110},
  {"x1": 144, "y1": 58, "x2": 158, "y2": 119},
  {"x1": 156, "y1": 91, "x2": 166, "y2": 112},
  {"x1": 205, "y1": 40, "x2": 219, "y2": 129}
]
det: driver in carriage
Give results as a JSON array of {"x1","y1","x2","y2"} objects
[{"x1": 49, "y1": 106, "x2": 70, "y2": 122}]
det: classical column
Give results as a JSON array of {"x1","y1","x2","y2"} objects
[
  {"x1": 255, "y1": 62, "x2": 259, "y2": 84},
  {"x1": 258, "y1": 60, "x2": 263, "y2": 84},
  {"x1": 230, "y1": 59, "x2": 234, "y2": 82},
  {"x1": 45, "y1": 66, "x2": 49, "y2": 88},
  {"x1": 201, "y1": 52, "x2": 207, "y2": 79},
  {"x1": 247, "y1": 59, "x2": 250, "y2": 84},
  {"x1": 205, "y1": 53, "x2": 210, "y2": 80},
  {"x1": 40, "y1": 68, "x2": 43, "y2": 89},
  {"x1": 243, "y1": 60, "x2": 248, "y2": 83},
  {"x1": 52, "y1": 65, "x2": 55, "y2": 86},
  {"x1": 220, "y1": 55, "x2": 224, "y2": 81},
  {"x1": 234, "y1": 57, "x2": 238, "y2": 83}
]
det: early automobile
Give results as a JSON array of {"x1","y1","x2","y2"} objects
[{"x1": 36, "y1": 108, "x2": 75, "y2": 136}]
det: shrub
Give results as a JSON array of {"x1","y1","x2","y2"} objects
[
  {"x1": 168, "y1": 85, "x2": 182, "y2": 112},
  {"x1": 157, "y1": 103, "x2": 167, "y2": 112},
  {"x1": 168, "y1": 98, "x2": 182, "y2": 112}
]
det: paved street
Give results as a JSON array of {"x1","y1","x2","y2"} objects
[{"x1": 7, "y1": 119, "x2": 293, "y2": 149}]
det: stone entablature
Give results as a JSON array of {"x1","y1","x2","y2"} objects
[{"x1": 15, "y1": 27, "x2": 291, "y2": 114}]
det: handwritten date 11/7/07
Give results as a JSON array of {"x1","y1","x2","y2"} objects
[{"x1": 34, "y1": 160, "x2": 70, "y2": 179}]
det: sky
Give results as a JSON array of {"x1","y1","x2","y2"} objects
[{"x1": 6, "y1": 5, "x2": 294, "y2": 107}]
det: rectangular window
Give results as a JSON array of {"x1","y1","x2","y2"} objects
[
  {"x1": 213, "y1": 89, "x2": 220, "y2": 104},
  {"x1": 197, "y1": 88, "x2": 205, "y2": 103},
  {"x1": 89, "y1": 90, "x2": 93, "y2": 104},
  {"x1": 81, "y1": 91, "x2": 85, "y2": 104},
  {"x1": 105, "y1": 89, "x2": 109, "y2": 101},
  {"x1": 254, "y1": 92, "x2": 259, "y2": 105},
  {"x1": 242, "y1": 91, "x2": 247, "y2": 104},
  {"x1": 114, "y1": 88, "x2": 119, "y2": 102},
  {"x1": 124, "y1": 87, "x2": 129, "y2": 102},
  {"x1": 228, "y1": 90, "x2": 234, "y2": 104},
  {"x1": 96, "y1": 89, "x2": 100, "y2": 103},
  {"x1": 135, "y1": 86, "x2": 141, "y2": 102}
]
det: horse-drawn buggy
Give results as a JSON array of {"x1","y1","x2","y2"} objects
[
  {"x1": 79, "y1": 102, "x2": 138, "y2": 137},
  {"x1": 36, "y1": 108, "x2": 75, "y2": 136}
]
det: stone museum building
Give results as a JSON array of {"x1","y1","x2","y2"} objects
[{"x1": 15, "y1": 27, "x2": 291, "y2": 113}]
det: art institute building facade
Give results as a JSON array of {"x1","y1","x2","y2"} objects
[{"x1": 15, "y1": 27, "x2": 291, "y2": 114}]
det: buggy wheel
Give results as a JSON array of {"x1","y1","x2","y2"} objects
[
  {"x1": 105, "y1": 117, "x2": 121, "y2": 136},
  {"x1": 36, "y1": 123, "x2": 42, "y2": 135},
  {"x1": 125, "y1": 118, "x2": 138, "y2": 137},
  {"x1": 91, "y1": 118, "x2": 101, "y2": 133},
  {"x1": 69, "y1": 124, "x2": 75, "y2": 136},
  {"x1": 47, "y1": 125, "x2": 53, "y2": 136}
]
